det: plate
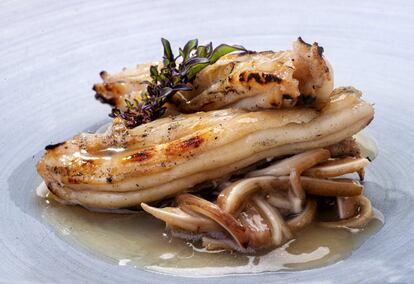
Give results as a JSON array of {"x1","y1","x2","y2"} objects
[{"x1": 1, "y1": 1, "x2": 413, "y2": 283}]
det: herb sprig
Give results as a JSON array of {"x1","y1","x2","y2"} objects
[{"x1": 110, "y1": 38, "x2": 246, "y2": 128}]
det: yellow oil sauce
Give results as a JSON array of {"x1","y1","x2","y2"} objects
[
  {"x1": 36, "y1": 132, "x2": 382, "y2": 276},
  {"x1": 36, "y1": 189, "x2": 383, "y2": 276}
]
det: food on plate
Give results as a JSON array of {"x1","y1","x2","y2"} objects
[{"x1": 37, "y1": 37, "x2": 376, "y2": 253}]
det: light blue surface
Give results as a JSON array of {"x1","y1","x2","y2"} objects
[{"x1": 1, "y1": 1, "x2": 413, "y2": 283}]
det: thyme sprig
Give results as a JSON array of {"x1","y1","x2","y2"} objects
[{"x1": 110, "y1": 38, "x2": 246, "y2": 128}]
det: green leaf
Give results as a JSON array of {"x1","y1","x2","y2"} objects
[
  {"x1": 172, "y1": 75, "x2": 181, "y2": 85},
  {"x1": 182, "y1": 39, "x2": 198, "y2": 60},
  {"x1": 179, "y1": 48, "x2": 185, "y2": 60},
  {"x1": 149, "y1": 65, "x2": 159, "y2": 81},
  {"x1": 209, "y1": 44, "x2": 246, "y2": 64},
  {"x1": 181, "y1": 57, "x2": 210, "y2": 77},
  {"x1": 186, "y1": 62, "x2": 210, "y2": 80},
  {"x1": 150, "y1": 65, "x2": 158, "y2": 76},
  {"x1": 159, "y1": 87, "x2": 173, "y2": 98},
  {"x1": 196, "y1": 45, "x2": 207, "y2": 57},
  {"x1": 158, "y1": 73, "x2": 167, "y2": 82},
  {"x1": 184, "y1": 57, "x2": 209, "y2": 66},
  {"x1": 163, "y1": 58, "x2": 170, "y2": 67},
  {"x1": 161, "y1": 38, "x2": 174, "y2": 62},
  {"x1": 205, "y1": 42, "x2": 213, "y2": 57},
  {"x1": 172, "y1": 84, "x2": 192, "y2": 91},
  {"x1": 125, "y1": 99, "x2": 134, "y2": 109}
]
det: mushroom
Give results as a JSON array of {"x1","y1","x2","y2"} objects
[
  {"x1": 248, "y1": 149, "x2": 330, "y2": 178},
  {"x1": 141, "y1": 203, "x2": 222, "y2": 233},
  {"x1": 217, "y1": 176, "x2": 285, "y2": 215},
  {"x1": 176, "y1": 194, "x2": 249, "y2": 248},
  {"x1": 303, "y1": 157, "x2": 369, "y2": 179},
  {"x1": 239, "y1": 203, "x2": 273, "y2": 249},
  {"x1": 286, "y1": 200, "x2": 317, "y2": 232},
  {"x1": 318, "y1": 196, "x2": 373, "y2": 228},
  {"x1": 251, "y1": 195, "x2": 292, "y2": 247}
]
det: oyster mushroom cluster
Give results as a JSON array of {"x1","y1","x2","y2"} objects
[
  {"x1": 142, "y1": 148, "x2": 372, "y2": 251},
  {"x1": 37, "y1": 38, "x2": 375, "y2": 252}
]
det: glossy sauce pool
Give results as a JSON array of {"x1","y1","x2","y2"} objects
[{"x1": 36, "y1": 132, "x2": 382, "y2": 276}]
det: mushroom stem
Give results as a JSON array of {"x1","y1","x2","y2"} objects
[
  {"x1": 217, "y1": 176, "x2": 284, "y2": 215},
  {"x1": 251, "y1": 195, "x2": 292, "y2": 247},
  {"x1": 239, "y1": 203, "x2": 272, "y2": 249},
  {"x1": 217, "y1": 176, "x2": 362, "y2": 218},
  {"x1": 303, "y1": 157, "x2": 369, "y2": 178},
  {"x1": 176, "y1": 194, "x2": 248, "y2": 248},
  {"x1": 248, "y1": 149, "x2": 330, "y2": 177},
  {"x1": 289, "y1": 169, "x2": 305, "y2": 213},
  {"x1": 318, "y1": 195, "x2": 373, "y2": 228},
  {"x1": 301, "y1": 177, "x2": 363, "y2": 197},
  {"x1": 141, "y1": 203, "x2": 222, "y2": 232},
  {"x1": 287, "y1": 200, "x2": 317, "y2": 232},
  {"x1": 337, "y1": 197, "x2": 358, "y2": 220},
  {"x1": 266, "y1": 191, "x2": 291, "y2": 212}
]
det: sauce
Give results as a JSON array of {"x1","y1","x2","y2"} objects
[
  {"x1": 36, "y1": 132, "x2": 383, "y2": 276},
  {"x1": 37, "y1": 193, "x2": 383, "y2": 276}
]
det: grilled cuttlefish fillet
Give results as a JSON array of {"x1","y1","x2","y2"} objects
[
  {"x1": 37, "y1": 87, "x2": 373, "y2": 209},
  {"x1": 93, "y1": 38, "x2": 333, "y2": 113}
]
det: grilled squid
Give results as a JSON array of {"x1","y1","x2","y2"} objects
[
  {"x1": 37, "y1": 87, "x2": 373, "y2": 209},
  {"x1": 93, "y1": 38, "x2": 333, "y2": 113}
]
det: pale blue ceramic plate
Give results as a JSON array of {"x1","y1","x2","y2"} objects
[{"x1": 1, "y1": 1, "x2": 413, "y2": 283}]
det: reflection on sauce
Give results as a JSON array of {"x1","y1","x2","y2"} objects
[{"x1": 36, "y1": 132, "x2": 383, "y2": 276}]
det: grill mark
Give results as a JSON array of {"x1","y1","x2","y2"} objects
[
  {"x1": 99, "y1": 70, "x2": 108, "y2": 79},
  {"x1": 238, "y1": 71, "x2": 282, "y2": 85},
  {"x1": 298, "y1": 36, "x2": 311, "y2": 47},
  {"x1": 166, "y1": 136, "x2": 204, "y2": 156},
  {"x1": 46, "y1": 182, "x2": 59, "y2": 196},
  {"x1": 317, "y1": 45, "x2": 324, "y2": 57},
  {"x1": 45, "y1": 142, "x2": 65, "y2": 150},
  {"x1": 239, "y1": 72, "x2": 246, "y2": 82},
  {"x1": 124, "y1": 149, "x2": 153, "y2": 163},
  {"x1": 299, "y1": 95, "x2": 316, "y2": 105},
  {"x1": 298, "y1": 37, "x2": 324, "y2": 57},
  {"x1": 263, "y1": 73, "x2": 282, "y2": 83},
  {"x1": 94, "y1": 91, "x2": 117, "y2": 106},
  {"x1": 247, "y1": 72, "x2": 262, "y2": 83}
]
